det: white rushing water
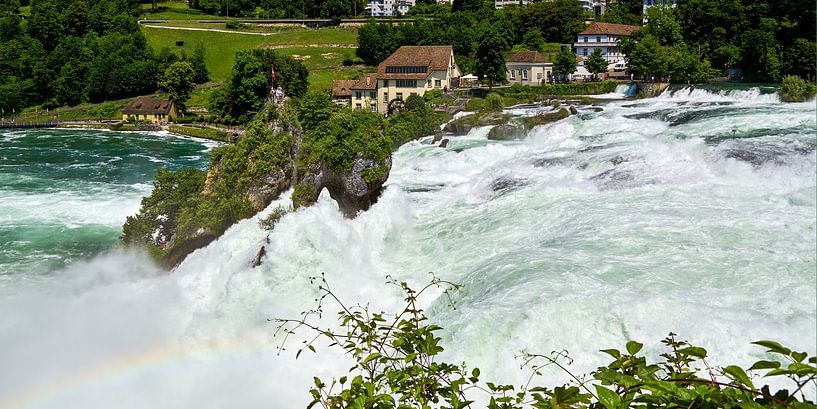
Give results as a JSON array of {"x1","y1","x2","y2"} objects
[{"x1": 0, "y1": 88, "x2": 814, "y2": 409}]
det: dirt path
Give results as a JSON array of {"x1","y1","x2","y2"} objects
[{"x1": 142, "y1": 24, "x2": 279, "y2": 36}]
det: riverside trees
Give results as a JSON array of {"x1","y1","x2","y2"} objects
[
  {"x1": 624, "y1": 0, "x2": 815, "y2": 83},
  {"x1": 0, "y1": 0, "x2": 159, "y2": 113}
]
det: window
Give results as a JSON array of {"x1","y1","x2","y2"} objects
[
  {"x1": 583, "y1": 48, "x2": 588, "y2": 56},
  {"x1": 383, "y1": 80, "x2": 389, "y2": 87},
  {"x1": 522, "y1": 69, "x2": 528, "y2": 80},
  {"x1": 583, "y1": 36, "x2": 588, "y2": 42},
  {"x1": 369, "y1": 91, "x2": 376, "y2": 99},
  {"x1": 396, "y1": 92, "x2": 403, "y2": 100},
  {"x1": 370, "y1": 103, "x2": 377, "y2": 112},
  {"x1": 435, "y1": 79, "x2": 441, "y2": 87},
  {"x1": 383, "y1": 92, "x2": 389, "y2": 102},
  {"x1": 596, "y1": 36, "x2": 601, "y2": 43},
  {"x1": 355, "y1": 103, "x2": 362, "y2": 109},
  {"x1": 607, "y1": 47, "x2": 613, "y2": 54},
  {"x1": 537, "y1": 72, "x2": 542, "y2": 80},
  {"x1": 355, "y1": 91, "x2": 362, "y2": 99},
  {"x1": 427, "y1": 79, "x2": 432, "y2": 87},
  {"x1": 510, "y1": 69, "x2": 516, "y2": 79},
  {"x1": 385, "y1": 66, "x2": 427, "y2": 73},
  {"x1": 395, "y1": 79, "x2": 417, "y2": 87}
]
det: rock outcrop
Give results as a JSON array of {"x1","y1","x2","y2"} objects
[
  {"x1": 443, "y1": 111, "x2": 509, "y2": 134},
  {"x1": 294, "y1": 153, "x2": 392, "y2": 217},
  {"x1": 487, "y1": 108, "x2": 572, "y2": 141}
]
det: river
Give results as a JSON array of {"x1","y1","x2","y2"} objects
[{"x1": 0, "y1": 87, "x2": 814, "y2": 409}]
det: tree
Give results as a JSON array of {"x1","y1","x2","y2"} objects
[
  {"x1": 403, "y1": 93, "x2": 426, "y2": 113},
  {"x1": 509, "y1": 0, "x2": 585, "y2": 45},
  {"x1": 159, "y1": 61, "x2": 196, "y2": 114},
  {"x1": 553, "y1": 49, "x2": 577, "y2": 82},
  {"x1": 585, "y1": 49, "x2": 608, "y2": 79},
  {"x1": 627, "y1": 34, "x2": 670, "y2": 78},
  {"x1": 451, "y1": 0, "x2": 484, "y2": 13},
  {"x1": 522, "y1": 28, "x2": 545, "y2": 52},
  {"x1": 599, "y1": 0, "x2": 642, "y2": 25},
  {"x1": 356, "y1": 21, "x2": 401, "y2": 66},
  {"x1": 297, "y1": 91, "x2": 336, "y2": 130},
  {"x1": 190, "y1": 43, "x2": 209, "y2": 84},
  {"x1": 474, "y1": 25, "x2": 506, "y2": 87}
]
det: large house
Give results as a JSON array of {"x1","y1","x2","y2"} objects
[
  {"x1": 331, "y1": 80, "x2": 356, "y2": 106},
  {"x1": 370, "y1": 45, "x2": 460, "y2": 114},
  {"x1": 350, "y1": 73, "x2": 378, "y2": 112},
  {"x1": 495, "y1": 0, "x2": 529, "y2": 8},
  {"x1": 366, "y1": 0, "x2": 415, "y2": 16},
  {"x1": 573, "y1": 22, "x2": 640, "y2": 64},
  {"x1": 506, "y1": 51, "x2": 553, "y2": 86},
  {"x1": 122, "y1": 96, "x2": 178, "y2": 123}
]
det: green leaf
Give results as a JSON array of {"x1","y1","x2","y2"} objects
[
  {"x1": 339, "y1": 376, "x2": 347, "y2": 385},
  {"x1": 791, "y1": 351, "x2": 807, "y2": 362},
  {"x1": 678, "y1": 346, "x2": 707, "y2": 358},
  {"x1": 363, "y1": 352, "x2": 381, "y2": 365},
  {"x1": 752, "y1": 340, "x2": 792, "y2": 355},
  {"x1": 601, "y1": 349, "x2": 621, "y2": 359},
  {"x1": 748, "y1": 360, "x2": 781, "y2": 371},
  {"x1": 594, "y1": 385, "x2": 621, "y2": 409},
  {"x1": 472, "y1": 368, "x2": 480, "y2": 378},
  {"x1": 626, "y1": 341, "x2": 643, "y2": 355},
  {"x1": 722, "y1": 365, "x2": 755, "y2": 389}
]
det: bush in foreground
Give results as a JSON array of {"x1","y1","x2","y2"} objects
[{"x1": 275, "y1": 276, "x2": 816, "y2": 409}]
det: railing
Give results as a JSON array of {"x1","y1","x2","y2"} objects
[{"x1": 0, "y1": 122, "x2": 60, "y2": 129}]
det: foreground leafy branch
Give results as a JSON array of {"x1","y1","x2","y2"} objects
[{"x1": 273, "y1": 277, "x2": 816, "y2": 409}]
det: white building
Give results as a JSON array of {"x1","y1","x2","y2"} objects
[
  {"x1": 366, "y1": 0, "x2": 416, "y2": 16},
  {"x1": 643, "y1": 0, "x2": 677, "y2": 22},
  {"x1": 506, "y1": 51, "x2": 553, "y2": 86},
  {"x1": 495, "y1": 0, "x2": 529, "y2": 9},
  {"x1": 579, "y1": 0, "x2": 606, "y2": 16},
  {"x1": 573, "y1": 22, "x2": 640, "y2": 64}
]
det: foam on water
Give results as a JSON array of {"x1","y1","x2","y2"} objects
[{"x1": 0, "y1": 89, "x2": 814, "y2": 408}]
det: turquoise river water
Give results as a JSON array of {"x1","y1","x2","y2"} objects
[{"x1": 0, "y1": 88, "x2": 814, "y2": 409}]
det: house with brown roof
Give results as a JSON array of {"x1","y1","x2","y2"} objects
[
  {"x1": 350, "y1": 73, "x2": 378, "y2": 112},
  {"x1": 374, "y1": 45, "x2": 460, "y2": 114},
  {"x1": 573, "y1": 22, "x2": 641, "y2": 64},
  {"x1": 331, "y1": 80, "x2": 357, "y2": 106},
  {"x1": 506, "y1": 51, "x2": 553, "y2": 86},
  {"x1": 122, "y1": 96, "x2": 178, "y2": 123}
]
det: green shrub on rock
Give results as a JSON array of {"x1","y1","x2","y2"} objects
[{"x1": 780, "y1": 75, "x2": 816, "y2": 102}]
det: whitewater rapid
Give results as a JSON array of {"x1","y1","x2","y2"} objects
[{"x1": 0, "y1": 88, "x2": 814, "y2": 409}]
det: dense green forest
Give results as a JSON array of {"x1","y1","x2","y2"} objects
[{"x1": 0, "y1": 0, "x2": 210, "y2": 114}]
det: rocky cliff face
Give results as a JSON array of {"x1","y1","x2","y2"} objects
[{"x1": 157, "y1": 103, "x2": 392, "y2": 268}]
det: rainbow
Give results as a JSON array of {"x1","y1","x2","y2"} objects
[{"x1": 0, "y1": 336, "x2": 280, "y2": 409}]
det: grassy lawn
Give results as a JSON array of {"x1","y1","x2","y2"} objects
[
  {"x1": 141, "y1": 26, "x2": 359, "y2": 82},
  {"x1": 141, "y1": 1, "x2": 219, "y2": 20}
]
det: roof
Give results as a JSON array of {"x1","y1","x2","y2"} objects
[
  {"x1": 579, "y1": 22, "x2": 640, "y2": 36},
  {"x1": 351, "y1": 73, "x2": 378, "y2": 90},
  {"x1": 332, "y1": 80, "x2": 356, "y2": 98},
  {"x1": 507, "y1": 51, "x2": 551, "y2": 64},
  {"x1": 377, "y1": 45, "x2": 456, "y2": 80},
  {"x1": 123, "y1": 96, "x2": 175, "y2": 115}
]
